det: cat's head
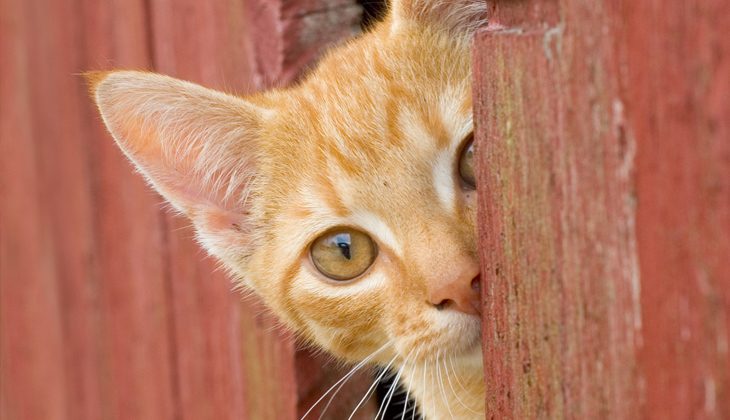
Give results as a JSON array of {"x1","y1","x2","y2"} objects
[{"x1": 88, "y1": 1, "x2": 486, "y2": 370}]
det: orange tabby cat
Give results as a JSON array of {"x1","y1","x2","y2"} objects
[{"x1": 88, "y1": 0, "x2": 487, "y2": 418}]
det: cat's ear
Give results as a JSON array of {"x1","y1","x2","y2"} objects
[
  {"x1": 389, "y1": 0, "x2": 487, "y2": 34},
  {"x1": 88, "y1": 70, "x2": 265, "y2": 254}
]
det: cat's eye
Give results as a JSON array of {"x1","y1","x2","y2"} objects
[
  {"x1": 310, "y1": 228, "x2": 377, "y2": 281},
  {"x1": 458, "y1": 133, "x2": 476, "y2": 189}
]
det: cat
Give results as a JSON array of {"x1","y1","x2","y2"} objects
[{"x1": 87, "y1": 0, "x2": 487, "y2": 418}]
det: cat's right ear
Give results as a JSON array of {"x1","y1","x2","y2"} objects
[{"x1": 87, "y1": 70, "x2": 266, "y2": 254}]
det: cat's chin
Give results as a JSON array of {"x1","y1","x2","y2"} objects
[
  {"x1": 453, "y1": 342, "x2": 484, "y2": 371},
  {"x1": 440, "y1": 313, "x2": 483, "y2": 362}
]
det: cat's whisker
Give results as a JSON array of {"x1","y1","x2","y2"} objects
[
  {"x1": 449, "y1": 355, "x2": 477, "y2": 399},
  {"x1": 376, "y1": 352, "x2": 411, "y2": 419},
  {"x1": 315, "y1": 374, "x2": 353, "y2": 420},
  {"x1": 347, "y1": 355, "x2": 398, "y2": 420},
  {"x1": 399, "y1": 350, "x2": 418, "y2": 420},
  {"x1": 299, "y1": 340, "x2": 393, "y2": 420},
  {"x1": 374, "y1": 372, "x2": 397, "y2": 419},
  {"x1": 315, "y1": 347, "x2": 392, "y2": 420},
  {"x1": 436, "y1": 356, "x2": 456, "y2": 420},
  {"x1": 317, "y1": 345, "x2": 396, "y2": 420},
  {"x1": 443, "y1": 355, "x2": 483, "y2": 414},
  {"x1": 426, "y1": 358, "x2": 437, "y2": 420}
]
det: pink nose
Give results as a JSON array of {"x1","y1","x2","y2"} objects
[{"x1": 427, "y1": 266, "x2": 482, "y2": 316}]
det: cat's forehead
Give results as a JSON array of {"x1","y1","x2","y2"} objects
[
  {"x1": 266, "y1": 70, "x2": 472, "y2": 203},
  {"x1": 268, "y1": 37, "x2": 473, "y2": 177},
  {"x1": 252, "y1": 30, "x2": 473, "y2": 256}
]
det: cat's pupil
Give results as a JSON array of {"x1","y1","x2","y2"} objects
[{"x1": 336, "y1": 235, "x2": 352, "y2": 260}]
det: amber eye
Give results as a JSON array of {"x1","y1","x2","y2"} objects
[
  {"x1": 458, "y1": 133, "x2": 476, "y2": 189},
  {"x1": 310, "y1": 228, "x2": 377, "y2": 281}
]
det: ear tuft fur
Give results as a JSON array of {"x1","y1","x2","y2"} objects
[
  {"x1": 83, "y1": 70, "x2": 118, "y2": 95},
  {"x1": 390, "y1": 0, "x2": 488, "y2": 35}
]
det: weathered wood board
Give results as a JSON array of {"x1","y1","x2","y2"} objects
[{"x1": 474, "y1": 0, "x2": 729, "y2": 418}]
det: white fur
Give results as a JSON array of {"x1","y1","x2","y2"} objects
[{"x1": 432, "y1": 149, "x2": 457, "y2": 212}]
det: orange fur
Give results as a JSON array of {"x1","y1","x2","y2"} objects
[{"x1": 89, "y1": 1, "x2": 487, "y2": 418}]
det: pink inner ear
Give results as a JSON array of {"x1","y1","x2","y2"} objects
[
  {"x1": 200, "y1": 208, "x2": 249, "y2": 232},
  {"x1": 93, "y1": 70, "x2": 267, "y2": 259},
  {"x1": 194, "y1": 206, "x2": 255, "y2": 253}
]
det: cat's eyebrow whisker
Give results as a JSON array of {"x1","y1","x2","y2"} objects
[
  {"x1": 443, "y1": 355, "x2": 483, "y2": 415},
  {"x1": 300, "y1": 341, "x2": 393, "y2": 420},
  {"x1": 347, "y1": 355, "x2": 398, "y2": 420}
]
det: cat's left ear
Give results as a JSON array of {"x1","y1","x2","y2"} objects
[{"x1": 88, "y1": 70, "x2": 265, "y2": 254}]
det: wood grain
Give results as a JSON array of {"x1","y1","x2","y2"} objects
[
  {"x1": 624, "y1": 0, "x2": 730, "y2": 417},
  {"x1": 474, "y1": 0, "x2": 729, "y2": 418}
]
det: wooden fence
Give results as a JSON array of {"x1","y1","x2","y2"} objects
[{"x1": 2, "y1": 0, "x2": 729, "y2": 419}]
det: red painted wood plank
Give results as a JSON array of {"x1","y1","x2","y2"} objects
[
  {"x1": 77, "y1": 0, "x2": 178, "y2": 419},
  {"x1": 2, "y1": 0, "x2": 175, "y2": 418},
  {"x1": 474, "y1": 0, "x2": 730, "y2": 418},
  {"x1": 147, "y1": 0, "x2": 291, "y2": 418},
  {"x1": 624, "y1": 0, "x2": 730, "y2": 418},
  {"x1": 0, "y1": 0, "x2": 69, "y2": 417},
  {"x1": 474, "y1": 1, "x2": 641, "y2": 418},
  {"x1": 77, "y1": 0, "x2": 181, "y2": 418},
  {"x1": 161, "y1": 219, "x2": 250, "y2": 420}
]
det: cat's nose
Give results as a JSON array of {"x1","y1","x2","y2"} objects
[{"x1": 427, "y1": 262, "x2": 482, "y2": 316}]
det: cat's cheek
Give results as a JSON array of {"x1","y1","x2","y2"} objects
[{"x1": 284, "y1": 269, "x2": 392, "y2": 358}]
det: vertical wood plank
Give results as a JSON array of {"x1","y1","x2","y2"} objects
[
  {"x1": 474, "y1": 0, "x2": 730, "y2": 418},
  {"x1": 0, "y1": 0, "x2": 69, "y2": 418},
  {"x1": 77, "y1": 0, "x2": 177, "y2": 418},
  {"x1": 624, "y1": 0, "x2": 730, "y2": 418},
  {"x1": 2, "y1": 0, "x2": 179, "y2": 418},
  {"x1": 147, "y1": 0, "x2": 291, "y2": 418},
  {"x1": 474, "y1": 0, "x2": 641, "y2": 418}
]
